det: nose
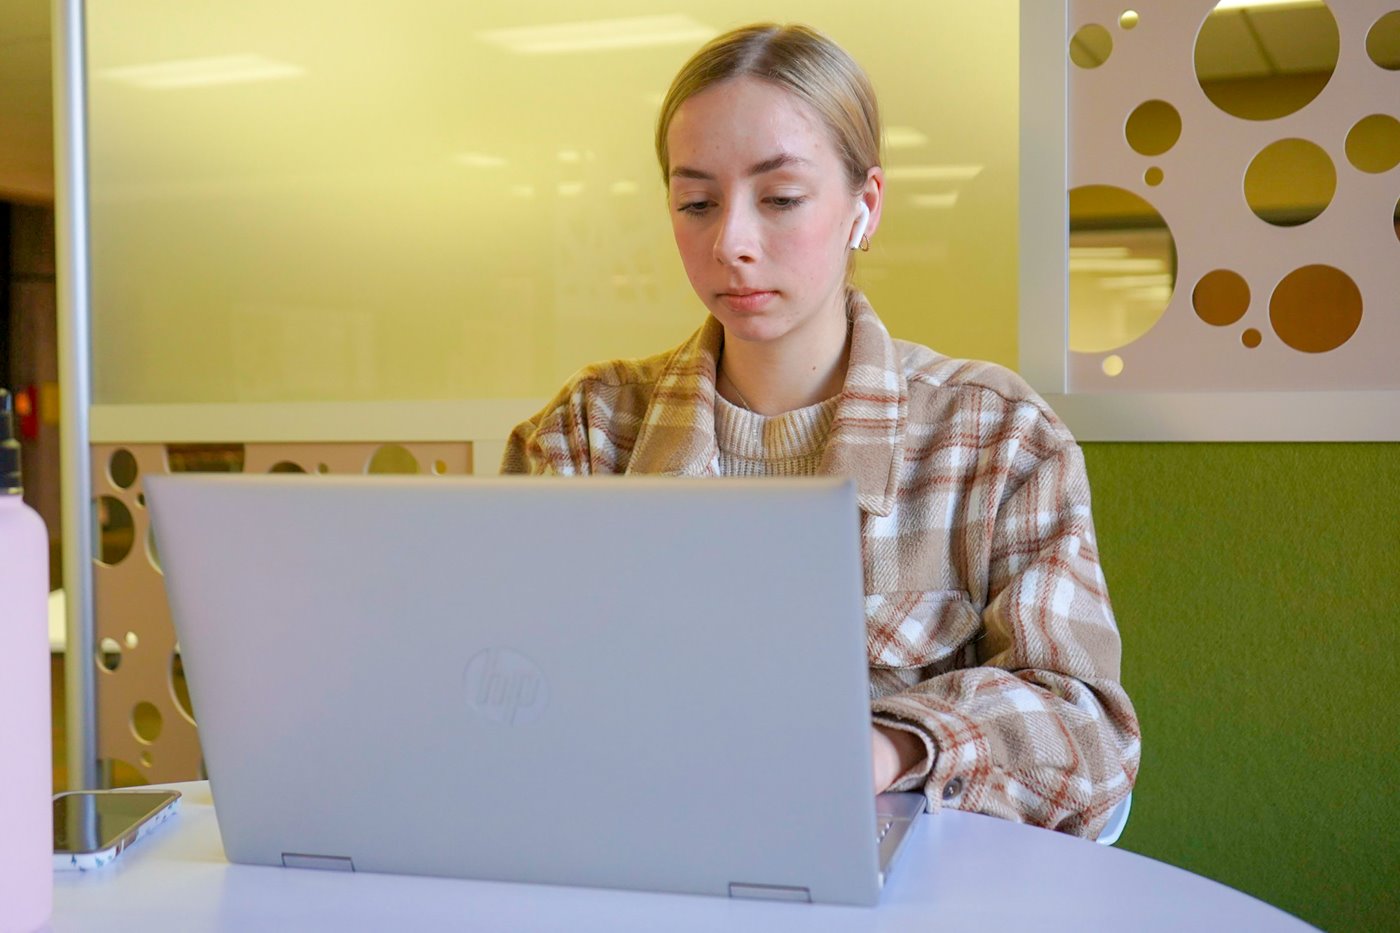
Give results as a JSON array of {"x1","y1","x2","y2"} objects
[{"x1": 713, "y1": 203, "x2": 758, "y2": 265}]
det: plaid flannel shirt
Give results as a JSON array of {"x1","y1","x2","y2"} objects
[{"x1": 501, "y1": 293, "x2": 1141, "y2": 837}]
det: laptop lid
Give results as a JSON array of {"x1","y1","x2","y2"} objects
[{"x1": 146, "y1": 474, "x2": 885, "y2": 905}]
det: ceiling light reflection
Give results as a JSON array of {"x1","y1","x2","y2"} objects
[
  {"x1": 1069, "y1": 258, "x2": 1168, "y2": 273},
  {"x1": 100, "y1": 55, "x2": 304, "y2": 89},
  {"x1": 884, "y1": 164, "x2": 983, "y2": 182},
  {"x1": 1069, "y1": 246, "x2": 1133, "y2": 259},
  {"x1": 454, "y1": 153, "x2": 507, "y2": 168},
  {"x1": 477, "y1": 15, "x2": 715, "y2": 55},
  {"x1": 1212, "y1": 0, "x2": 1323, "y2": 11},
  {"x1": 1096, "y1": 273, "x2": 1175, "y2": 289},
  {"x1": 885, "y1": 126, "x2": 929, "y2": 149},
  {"x1": 910, "y1": 192, "x2": 960, "y2": 209}
]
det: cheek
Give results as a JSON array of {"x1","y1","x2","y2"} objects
[
  {"x1": 776, "y1": 222, "x2": 842, "y2": 276},
  {"x1": 671, "y1": 222, "x2": 712, "y2": 277}
]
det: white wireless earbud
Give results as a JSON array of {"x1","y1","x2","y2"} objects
[{"x1": 848, "y1": 202, "x2": 870, "y2": 251}]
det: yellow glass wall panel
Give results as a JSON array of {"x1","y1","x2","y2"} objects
[{"x1": 87, "y1": 1, "x2": 1019, "y2": 404}]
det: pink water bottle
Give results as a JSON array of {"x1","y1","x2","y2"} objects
[{"x1": 0, "y1": 388, "x2": 52, "y2": 933}]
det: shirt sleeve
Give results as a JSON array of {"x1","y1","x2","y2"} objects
[{"x1": 870, "y1": 442, "x2": 1141, "y2": 839}]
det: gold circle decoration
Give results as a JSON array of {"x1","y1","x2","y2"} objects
[
  {"x1": 1242, "y1": 328, "x2": 1262, "y2": 349},
  {"x1": 1126, "y1": 100, "x2": 1182, "y2": 156},
  {"x1": 1366, "y1": 11, "x2": 1400, "y2": 70},
  {"x1": 1144, "y1": 166, "x2": 1164, "y2": 186},
  {"x1": 132, "y1": 701, "x2": 164, "y2": 744},
  {"x1": 94, "y1": 495, "x2": 135, "y2": 565},
  {"x1": 1244, "y1": 139, "x2": 1336, "y2": 227},
  {"x1": 1344, "y1": 114, "x2": 1400, "y2": 175},
  {"x1": 109, "y1": 448, "x2": 138, "y2": 489},
  {"x1": 1120, "y1": 10, "x2": 1140, "y2": 30},
  {"x1": 1193, "y1": 270, "x2": 1250, "y2": 326},
  {"x1": 367, "y1": 443, "x2": 419, "y2": 474},
  {"x1": 1269, "y1": 265, "x2": 1363, "y2": 353},
  {"x1": 1195, "y1": 1, "x2": 1338, "y2": 121},
  {"x1": 1071, "y1": 24, "x2": 1113, "y2": 69},
  {"x1": 1068, "y1": 185, "x2": 1177, "y2": 353}
]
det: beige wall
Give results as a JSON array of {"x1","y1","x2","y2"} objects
[{"x1": 85, "y1": 1, "x2": 1020, "y2": 406}]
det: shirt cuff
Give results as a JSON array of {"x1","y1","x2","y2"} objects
[{"x1": 870, "y1": 713, "x2": 938, "y2": 794}]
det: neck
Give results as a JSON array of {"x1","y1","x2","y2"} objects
[{"x1": 717, "y1": 297, "x2": 852, "y2": 416}]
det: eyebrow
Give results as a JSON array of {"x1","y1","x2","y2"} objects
[{"x1": 669, "y1": 152, "x2": 812, "y2": 181}]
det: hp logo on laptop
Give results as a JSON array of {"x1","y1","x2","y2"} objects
[{"x1": 463, "y1": 648, "x2": 549, "y2": 725}]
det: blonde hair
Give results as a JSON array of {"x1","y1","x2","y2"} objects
[{"x1": 655, "y1": 23, "x2": 882, "y2": 193}]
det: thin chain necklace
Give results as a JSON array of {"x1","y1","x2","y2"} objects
[
  {"x1": 716, "y1": 351, "x2": 762, "y2": 453},
  {"x1": 720, "y1": 366, "x2": 754, "y2": 411}
]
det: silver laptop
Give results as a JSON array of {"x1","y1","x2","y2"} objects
[{"x1": 145, "y1": 474, "x2": 923, "y2": 906}]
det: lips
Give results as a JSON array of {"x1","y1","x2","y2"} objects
[{"x1": 718, "y1": 289, "x2": 777, "y2": 313}]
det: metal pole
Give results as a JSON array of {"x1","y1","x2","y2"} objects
[{"x1": 53, "y1": 0, "x2": 98, "y2": 792}]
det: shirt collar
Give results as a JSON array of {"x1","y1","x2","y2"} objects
[{"x1": 625, "y1": 292, "x2": 907, "y2": 516}]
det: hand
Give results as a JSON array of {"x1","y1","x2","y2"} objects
[{"x1": 871, "y1": 724, "x2": 925, "y2": 793}]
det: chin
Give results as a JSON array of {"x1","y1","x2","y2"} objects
[{"x1": 708, "y1": 306, "x2": 795, "y2": 344}]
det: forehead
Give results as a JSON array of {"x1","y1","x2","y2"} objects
[{"x1": 667, "y1": 76, "x2": 839, "y2": 176}]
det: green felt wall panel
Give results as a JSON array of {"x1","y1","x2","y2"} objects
[{"x1": 1081, "y1": 443, "x2": 1399, "y2": 933}]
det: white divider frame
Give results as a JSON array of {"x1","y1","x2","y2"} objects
[{"x1": 89, "y1": 400, "x2": 542, "y2": 474}]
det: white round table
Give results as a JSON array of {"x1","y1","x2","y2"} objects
[{"x1": 50, "y1": 782, "x2": 1316, "y2": 932}]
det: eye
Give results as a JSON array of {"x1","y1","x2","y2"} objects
[
  {"x1": 676, "y1": 199, "x2": 714, "y2": 215},
  {"x1": 766, "y1": 195, "x2": 808, "y2": 210}
]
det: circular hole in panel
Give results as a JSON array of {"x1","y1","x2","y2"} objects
[
  {"x1": 1144, "y1": 166, "x2": 1164, "y2": 186},
  {"x1": 136, "y1": 493, "x2": 146, "y2": 508},
  {"x1": 1120, "y1": 10, "x2": 1139, "y2": 30},
  {"x1": 1070, "y1": 24, "x2": 1113, "y2": 69},
  {"x1": 96, "y1": 637, "x2": 122, "y2": 672},
  {"x1": 1125, "y1": 100, "x2": 1182, "y2": 156},
  {"x1": 109, "y1": 449, "x2": 138, "y2": 489},
  {"x1": 1367, "y1": 11, "x2": 1400, "y2": 70},
  {"x1": 1196, "y1": 2, "x2": 1338, "y2": 121},
  {"x1": 171, "y1": 652, "x2": 196, "y2": 724},
  {"x1": 1193, "y1": 270, "x2": 1251, "y2": 326},
  {"x1": 93, "y1": 496, "x2": 135, "y2": 565},
  {"x1": 167, "y1": 443, "x2": 246, "y2": 473},
  {"x1": 1270, "y1": 265, "x2": 1362, "y2": 353},
  {"x1": 367, "y1": 444, "x2": 419, "y2": 475},
  {"x1": 316, "y1": 463, "x2": 329, "y2": 474},
  {"x1": 147, "y1": 523, "x2": 162, "y2": 574},
  {"x1": 1345, "y1": 114, "x2": 1400, "y2": 174},
  {"x1": 140, "y1": 752, "x2": 153, "y2": 769},
  {"x1": 1069, "y1": 185, "x2": 1177, "y2": 353},
  {"x1": 1394, "y1": 196, "x2": 1399, "y2": 243},
  {"x1": 269, "y1": 461, "x2": 306, "y2": 473},
  {"x1": 1102, "y1": 355, "x2": 1125, "y2": 377},
  {"x1": 432, "y1": 459, "x2": 448, "y2": 475},
  {"x1": 124, "y1": 631, "x2": 139, "y2": 650},
  {"x1": 1244, "y1": 139, "x2": 1335, "y2": 226},
  {"x1": 132, "y1": 702, "x2": 163, "y2": 744},
  {"x1": 1242, "y1": 328, "x2": 1263, "y2": 348}
]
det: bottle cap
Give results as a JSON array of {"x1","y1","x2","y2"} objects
[{"x1": 1, "y1": 388, "x2": 21, "y2": 494}]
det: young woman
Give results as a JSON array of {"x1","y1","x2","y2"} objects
[{"x1": 502, "y1": 23, "x2": 1140, "y2": 838}]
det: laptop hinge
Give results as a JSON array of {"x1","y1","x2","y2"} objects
[
  {"x1": 728, "y1": 882, "x2": 812, "y2": 903},
  {"x1": 282, "y1": 852, "x2": 355, "y2": 872}
]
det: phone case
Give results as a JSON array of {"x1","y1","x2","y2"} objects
[{"x1": 53, "y1": 793, "x2": 182, "y2": 871}]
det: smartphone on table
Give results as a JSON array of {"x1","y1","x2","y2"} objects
[{"x1": 53, "y1": 789, "x2": 182, "y2": 870}]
